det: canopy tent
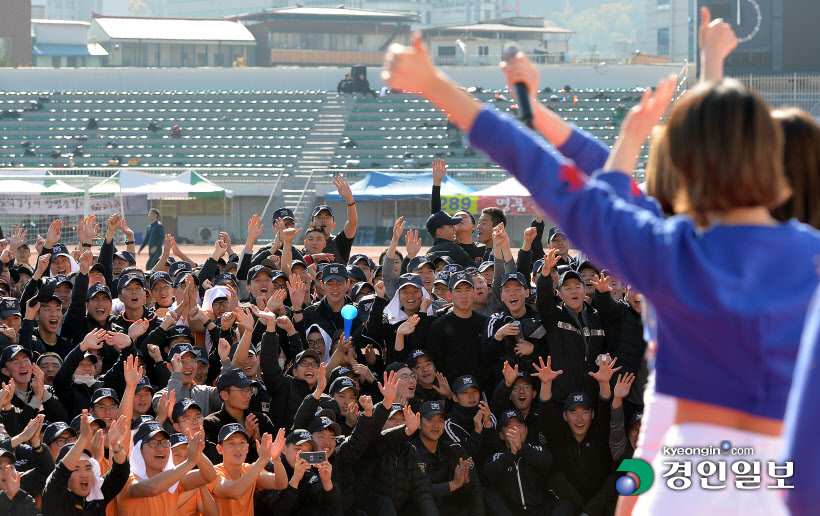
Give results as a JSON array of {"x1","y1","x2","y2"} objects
[
  {"x1": 473, "y1": 176, "x2": 536, "y2": 216},
  {"x1": 0, "y1": 169, "x2": 85, "y2": 195},
  {"x1": 89, "y1": 169, "x2": 233, "y2": 199},
  {"x1": 324, "y1": 171, "x2": 475, "y2": 201}
]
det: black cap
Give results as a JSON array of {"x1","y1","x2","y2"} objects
[
  {"x1": 114, "y1": 250, "x2": 136, "y2": 265},
  {"x1": 216, "y1": 368, "x2": 259, "y2": 392},
  {"x1": 397, "y1": 273, "x2": 424, "y2": 290},
  {"x1": 214, "y1": 273, "x2": 238, "y2": 287},
  {"x1": 193, "y1": 346, "x2": 209, "y2": 364},
  {"x1": 388, "y1": 404, "x2": 405, "y2": 418},
  {"x1": 329, "y1": 377, "x2": 358, "y2": 395},
  {"x1": 170, "y1": 433, "x2": 189, "y2": 448},
  {"x1": 81, "y1": 350, "x2": 99, "y2": 364},
  {"x1": 452, "y1": 375, "x2": 479, "y2": 394},
  {"x1": 43, "y1": 422, "x2": 76, "y2": 444},
  {"x1": 348, "y1": 254, "x2": 374, "y2": 269},
  {"x1": 556, "y1": 270, "x2": 583, "y2": 290},
  {"x1": 532, "y1": 258, "x2": 545, "y2": 280},
  {"x1": 321, "y1": 264, "x2": 348, "y2": 283},
  {"x1": 286, "y1": 429, "x2": 317, "y2": 449},
  {"x1": 426, "y1": 211, "x2": 461, "y2": 236},
  {"x1": 0, "y1": 345, "x2": 32, "y2": 367},
  {"x1": 419, "y1": 401, "x2": 446, "y2": 419},
  {"x1": 167, "y1": 327, "x2": 194, "y2": 345},
  {"x1": 294, "y1": 349, "x2": 322, "y2": 365},
  {"x1": 328, "y1": 365, "x2": 354, "y2": 385},
  {"x1": 247, "y1": 265, "x2": 274, "y2": 282},
  {"x1": 51, "y1": 243, "x2": 72, "y2": 258},
  {"x1": 432, "y1": 256, "x2": 455, "y2": 267},
  {"x1": 407, "y1": 256, "x2": 433, "y2": 273},
  {"x1": 272, "y1": 207, "x2": 295, "y2": 222},
  {"x1": 149, "y1": 272, "x2": 173, "y2": 289},
  {"x1": 117, "y1": 273, "x2": 145, "y2": 293},
  {"x1": 218, "y1": 423, "x2": 249, "y2": 443},
  {"x1": 229, "y1": 342, "x2": 256, "y2": 361},
  {"x1": 90, "y1": 263, "x2": 106, "y2": 276},
  {"x1": 442, "y1": 264, "x2": 463, "y2": 273},
  {"x1": 70, "y1": 413, "x2": 106, "y2": 432},
  {"x1": 134, "y1": 420, "x2": 169, "y2": 444},
  {"x1": 172, "y1": 398, "x2": 202, "y2": 422},
  {"x1": 0, "y1": 448, "x2": 15, "y2": 462},
  {"x1": 0, "y1": 279, "x2": 11, "y2": 295},
  {"x1": 629, "y1": 412, "x2": 643, "y2": 428},
  {"x1": 351, "y1": 282, "x2": 374, "y2": 300},
  {"x1": 86, "y1": 284, "x2": 112, "y2": 301},
  {"x1": 563, "y1": 392, "x2": 594, "y2": 412},
  {"x1": 91, "y1": 387, "x2": 120, "y2": 404},
  {"x1": 477, "y1": 261, "x2": 494, "y2": 273},
  {"x1": 547, "y1": 226, "x2": 565, "y2": 242},
  {"x1": 346, "y1": 265, "x2": 367, "y2": 283},
  {"x1": 498, "y1": 409, "x2": 525, "y2": 428},
  {"x1": 575, "y1": 260, "x2": 600, "y2": 275},
  {"x1": 384, "y1": 362, "x2": 409, "y2": 376},
  {"x1": 311, "y1": 205, "x2": 334, "y2": 218},
  {"x1": 53, "y1": 275, "x2": 73, "y2": 287},
  {"x1": 35, "y1": 278, "x2": 61, "y2": 304},
  {"x1": 447, "y1": 272, "x2": 474, "y2": 289},
  {"x1": 434, "y1": 271, "x2": 450, "y2": 286},
  {"x1": 307, "y1": 416, "x2": 342, "y2": 435},
  {"x1": 173, "y1": 271, "x2": 200, "y2": 288},
  {"x1": 501, "y1": 272, "x2": 528, "y2": 288},
  {"x1": 135, "y1": 376, "x2": 154, "y2": 393},
  {"x1": 406, "y1": 348, "x2": 432, "y2": 369},
  {"x1": 0, "y1": 297, "x2": 21, "y2": 319},
  {"x1": 131, "y1": 414, "x2": 156, "y2": 431},
  {"x1": 513, "y1": 371, "x2": 535, "y2": 385},
  {"x1": 168, "y1": 261, "x2": 193, "y2": 278}
]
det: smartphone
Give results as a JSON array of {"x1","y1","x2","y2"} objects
[{"x1": 302, "y1": 451, "x2": 327, "y2": 465}]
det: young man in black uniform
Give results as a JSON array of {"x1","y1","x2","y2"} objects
[{"x1": 311, "y1": 175, "x2": 358, "y2": 265}]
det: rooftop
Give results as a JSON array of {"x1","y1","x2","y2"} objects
[
  {"x1": 232, "y1": 6, "x2": 419, "y2": 23},
  {"x1": 89, "y1": 16, "x2": 256, "y2": 43}
]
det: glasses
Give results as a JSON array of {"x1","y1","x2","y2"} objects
[
  {"x1": 230, "y1": 387, "x2": 254, "y2": 396},
  {"x1": 511, "y1": 385, "x2": 533, "y2": 393},
  {"x1": 272, "y1": 284, "x2": 287, "y2": 291},
  {"x1": 307, "y1": 339, "x2": 325, "y2": 349},
  {"x1": 212, "y1": 300, "x2": 229, "y2": 310},
  {"x1": 297, "y1": 360, "x2": 320, "y2": 369},
  {"x1": 93, "y1": 404, "x2": 118, "y2": 413},
  {"x1": 153, "y1": 285, "x2": 172, "y2": 293},
  {"x1": 178, "y1": 415, "x2": 203, "y2": 425},
  {"x1": 180, "y1": 359, "x2": 197, "y2": 367},
  {"x1": 398, "y1": 372, "x2": 418, "y2": 381},
  {"x1": 52, "y1": 436, "x2": 76, "y2": 447},
  {"x1": 146, "y1": 439, "x2": 171, "y2": 449}
]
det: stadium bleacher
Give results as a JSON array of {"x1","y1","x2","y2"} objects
[{"x1": 0, "y1": 88, "x2": 646, "y2": 175}]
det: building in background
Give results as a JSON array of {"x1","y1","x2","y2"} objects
[
  {"x1": 46, "y1": 0, "x2": 129, "y2": 21},
  {"x1": 423, "y1": 16, "x2": 572, "y2": 66},
  {"x1": 641, "y1": 0, "x2": 695, "y2": 63},
  {"x1": 32, "y1": 0, "x2": 46, "y2": 18},
  {"x1": 0, "y1": 0, "x2": 32, "y2": 66},
  {"x1": 233, "y1": 6, "x2": 417, "y2": 67},
  {"x1": 87, "y1": 15, "x2": 256, "y2": 67},
  {"x1": 32, "y1": 19, "x2": 108, "y2": 67}
]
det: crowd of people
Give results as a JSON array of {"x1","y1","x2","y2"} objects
[{"x1": 0, "y1": 8, "x2": 818, "y2": 516}]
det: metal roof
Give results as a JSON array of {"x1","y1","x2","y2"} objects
[
  {"x1": 234, "y1": 6, "x2": 419, "y2": 22},
  {"x1": 32, "y1": 43, "x2": 108, "y2": 57},
  {"x1": 92, "y1": 16, "x2": 256, "y2": 43},
  {"x1": 426, "y1": 22, "x2": 574, "y2": 35}
]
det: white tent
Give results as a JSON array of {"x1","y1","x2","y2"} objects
[
  {"x1": 0, "y1": 169, "x2": 85, "y2": 195},
  {"x1": 472, "y1": 176, "x2": 530, "y2": 197},
  {"x1": 89, "y1": 169, "x2": 233, "y2": 199}
]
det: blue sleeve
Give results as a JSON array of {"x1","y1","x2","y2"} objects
[
  {"x1": 591, "y1": 171, "x2": 664, "y2": 217},
  {"x1": 468, "y1": 105, "x2": 677, "y2": 299},
  {"x1": 556, "y1": 123, "x2": 611, "y2": 175},
  {"x1": 784, "y1": 285, "x2": 820, "y2": 516}
]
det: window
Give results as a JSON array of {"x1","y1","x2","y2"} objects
[
  {"x1": 438, "y1": 46, "x2": 456, "y2": 57},
  {"x1": 478, "y1": 46, "x2": 489, "y2": 56},
  {"x1": 657, "y1": 28, "x2": 670, "y2": 57},
  {"x1": 657, "y1": 0, "x2": 670, "y2": 11},
  {"x1": 0, "y1": 38, "x2": 10, "y2": 60}
]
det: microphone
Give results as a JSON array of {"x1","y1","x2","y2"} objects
[{"x1": 502, "y1": 45, "x2": 534, "y2": 128}]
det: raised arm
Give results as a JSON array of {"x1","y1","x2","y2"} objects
[
  {"x1": 698, "y1": 7, "x2": 738, "y2": 82},
  {"x1": 334, "y1": 175, "x2": 358, "y2": 239},
  {"x1": 431, "y1": 158, "x2": 446, "y2": 214}
]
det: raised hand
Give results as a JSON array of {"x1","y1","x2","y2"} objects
[
  {"x1": 219, "y1": 232, "x2": 233, "y2": 255},
  {"x1": 494, "y1": 323, "x2": 520, "y2": 341},
  {"x1": 392, "y1": 216, "x2": 406, "y2": 242},
  {"x1": 492, "y1": 223, "x2": 510, "y2": 249},
  {"x1": 353, "y1": 363, "x2": 376, "y2": 383},
  {"x1": 542, "y1": 248, "x2": 560, "y2": 274},
  {"x1": 77, "y1": 409, "x2": 93, "y2": 444},
  {"x1": 431, "y1": 372, "x2": 452, "y2": 398},
  {"x1": 317, "y1": 460, "x2": 333, "y2": 485},
  {"x1": 404, "y1": 229, "x2": 422, "y2": 258},
  {"x1": 1, "y1": 381, "x2": 16, "y2": 410},
  {"x1": 432, "y1": 158, "x2": 447, "y2": 185},
  {"x1": 314, "y1": 363, "x2": 328, "y2": 395},
  {"x1": 107, "y1": 213, "x2": 121, "y2": 237},
  {"x1": 265, "y1": 288, "x2": 288, "y2": 314},
  {"x1": 217, "y1": 338, "x2": 231, "y2": 361},
  {"x1": 290, "y1": 453, "x2": 310, "y2": 486},
  {"x1": 247, "y1": 214, "x2": 264, "y2": 245},
  {"x1": 396, "y1": 314, "x2": 420, "y2": 335},
  {"x1": 30, "y1": 365, "x2": 45, "y2": 399},
  {"x1": 1, "y1": 464, "x2": 22, "y2": 501},
  {"x1": 245, "y1": 413, "x2": 261, "y2": 441},
  {"x1": 119, "y1": 218, "x2": 134, "y2": 240},
  {"x1": 8, "y1": 226, "x2": 26, "y2": 251},
  {"x1": 333, "y1": 174, "x2": 353, "y2": 202},
  {"x1": 127, "y1": 319, "x2": 149, "y2": 341},
  {"x1": 45, "y1": 219, "x2": 63, "y2": 247},
  {"x1": 287, "y1": 273, "x2": 307, "y2": 309},
  {"x1": 145, "y1": 343, "x2": 162, "y2": 363},
  {"x1": 107, "y1": 415, "x2": 129, "y2": 450},
  {"x1": 698, "y1": 6, "x2": 738, "y2": 73},
  {"x1": 613, "y1": 372, "x2": 635, "y2": 400},
  {"x1": 499, "y1": 47, "x2": 539, "y2": 98},
  {"x1": 15, "y1": 413, "x2": 44, "y2": 447},
  {"x1": 276, "y1": 315, "x2": 296, "y2": 335},
  {"x1": 78, "y1": 250, "x2": 94, "y2": 274},
  {"x1": 80, "y1": 328, "x2": 107, "y2": 351},
  {"x1": 186, "y1": 431, "x2": 203, "y2": 463},
  {"x1": 379, "y1": 370, "x2": 400, "y2": 407},
  {"x1": 589, "y1": 354, "x2": 621, "y2": 384},
  {"x1": 523, "y1": 226, "x2": 537, "y2": 247},
  {"x1": 502, "y1": 360, "x2": 519, "y2": 387},
  {"x1": 282, "y1": 227, "x2": 302, "y2": 244},
  {"x1": 212, "y1": 238, "x2": 228, "y2": 260},
  {"x1": 270, "y1": 428, "x2": 286, "y2": 459},
  {"x1": 91, "y1": 429, "x2": 105, "y2": 462},
  {"x1": 235, "y1": 306, "x2": 255, "y2": 332},
  {"x1": 505, "y1": 425, "x2": 523, "y2": 454},
  {"x1": 532, "y1": 356, "x2": 563, "y2": 384},
  {"x1": 590, "y1": 273, "x2": 612, "y2": 293},
  {"x1": 123, "y1": 354, "x2": 143, "y2": 386},
  {"x1": 403, "y1": 405, "x2": 420, "y2": 435},
  {"x1": 382, "y1": 33, "x2": 437, "y2": 93},
  {"x1": 374, "y1": 280, "x2": 386, "y2": 299},
  {"x1": 359, "y1": 395, "x2": 374, "y2": 416},
  {"x1": 35, "y1": 254, "x2": 50, "y2": 279}
]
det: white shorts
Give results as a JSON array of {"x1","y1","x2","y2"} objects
[{"x1": 632, "y1": 422, "x2": 788, "y2": 516}]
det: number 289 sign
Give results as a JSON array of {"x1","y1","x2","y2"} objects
[{"x1": 439, "y1": 195, "x2": 478, "y2": 214}]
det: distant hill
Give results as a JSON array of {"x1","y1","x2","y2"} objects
[{"x1": 519, "y1": 0, "x2": 645, "y2": 60}]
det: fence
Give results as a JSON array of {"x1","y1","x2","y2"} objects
[{"x1": 733, "y1": 73, "x2": 820, "y2": 116}]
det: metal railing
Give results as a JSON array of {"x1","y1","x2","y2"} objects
[
  {"x1": 733, "y1": 73, "x2": 820, "y2": 116},
  {"x1": 312, "y1": 167, "x2": 510, "y2": 187}
]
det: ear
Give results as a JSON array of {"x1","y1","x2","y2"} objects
[
  {"x1": 216, "y1": 443, "x2": 223, "y2": 455},
  {"x1": 562, "y1": 412, "x2": 568, "y2": 422},
  {"x1": 557, "y1": 291, "x2": 564, "y2": 299},
  {"x1": 220, "y1": 391, "x2": 229, "y2": 402},
  {"x1": 0, "y1": 367, "x2": 8, "y2": 377},
  {"x1": 166, "y1": 363, "x2": 173, "y2": 372},
  {"x1": 246, "y1": 284, "x2": 251, "y2": 293}
]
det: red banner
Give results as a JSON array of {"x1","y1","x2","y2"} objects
[{"x1": 477, "y1": 195, "x2": 535, "y2": 215}]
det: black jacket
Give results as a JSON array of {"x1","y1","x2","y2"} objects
[
  {"x1": 483, "y1": 443, "x2": 557, "y2": 512},
  {"x1": 302, "y1": 296, "x2": 361, "y2": 340},
  {"x1": 536, "y1": 274, "x2": 606, "y2": 404},
  {"x1": 481, "y1": 304, "x2": 546, "y2": 388},
  {"x1": 260, "y1": 329, "x2": 313, "y2": 431},
  {"x1": 367, "y1": 296, "x2": 431, "y2": 365},
  {"x1": 488, "y1": 380, "x2": 547, "y2": 447},
  {"x1": 412, "y1": 437, "x2": 484, "y2": 516},
  {"x1": 0, "y1": 386, "x2": 68, "y2": 438},
  {"x1": 427, "y1": 238, "x2": 477, "y2": 268},
  {"x1": 0, "y1": 490, "x2": 41, "y2": 516},
  {"x1": 256, "y1": 454, "x2": 341, "y2": 516},
  {"x1": 41, "y1": 458, "x2": 130, "y2": 515},
  {"x1": 203, "y1": 404, "x2": 275, "y2": 463},
  {"x1": 325, "y1": 402, "x2": 378, "y2": 513},
  {"x1": 113, "y1": 306, "x2": 160, "y2": 350}
]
